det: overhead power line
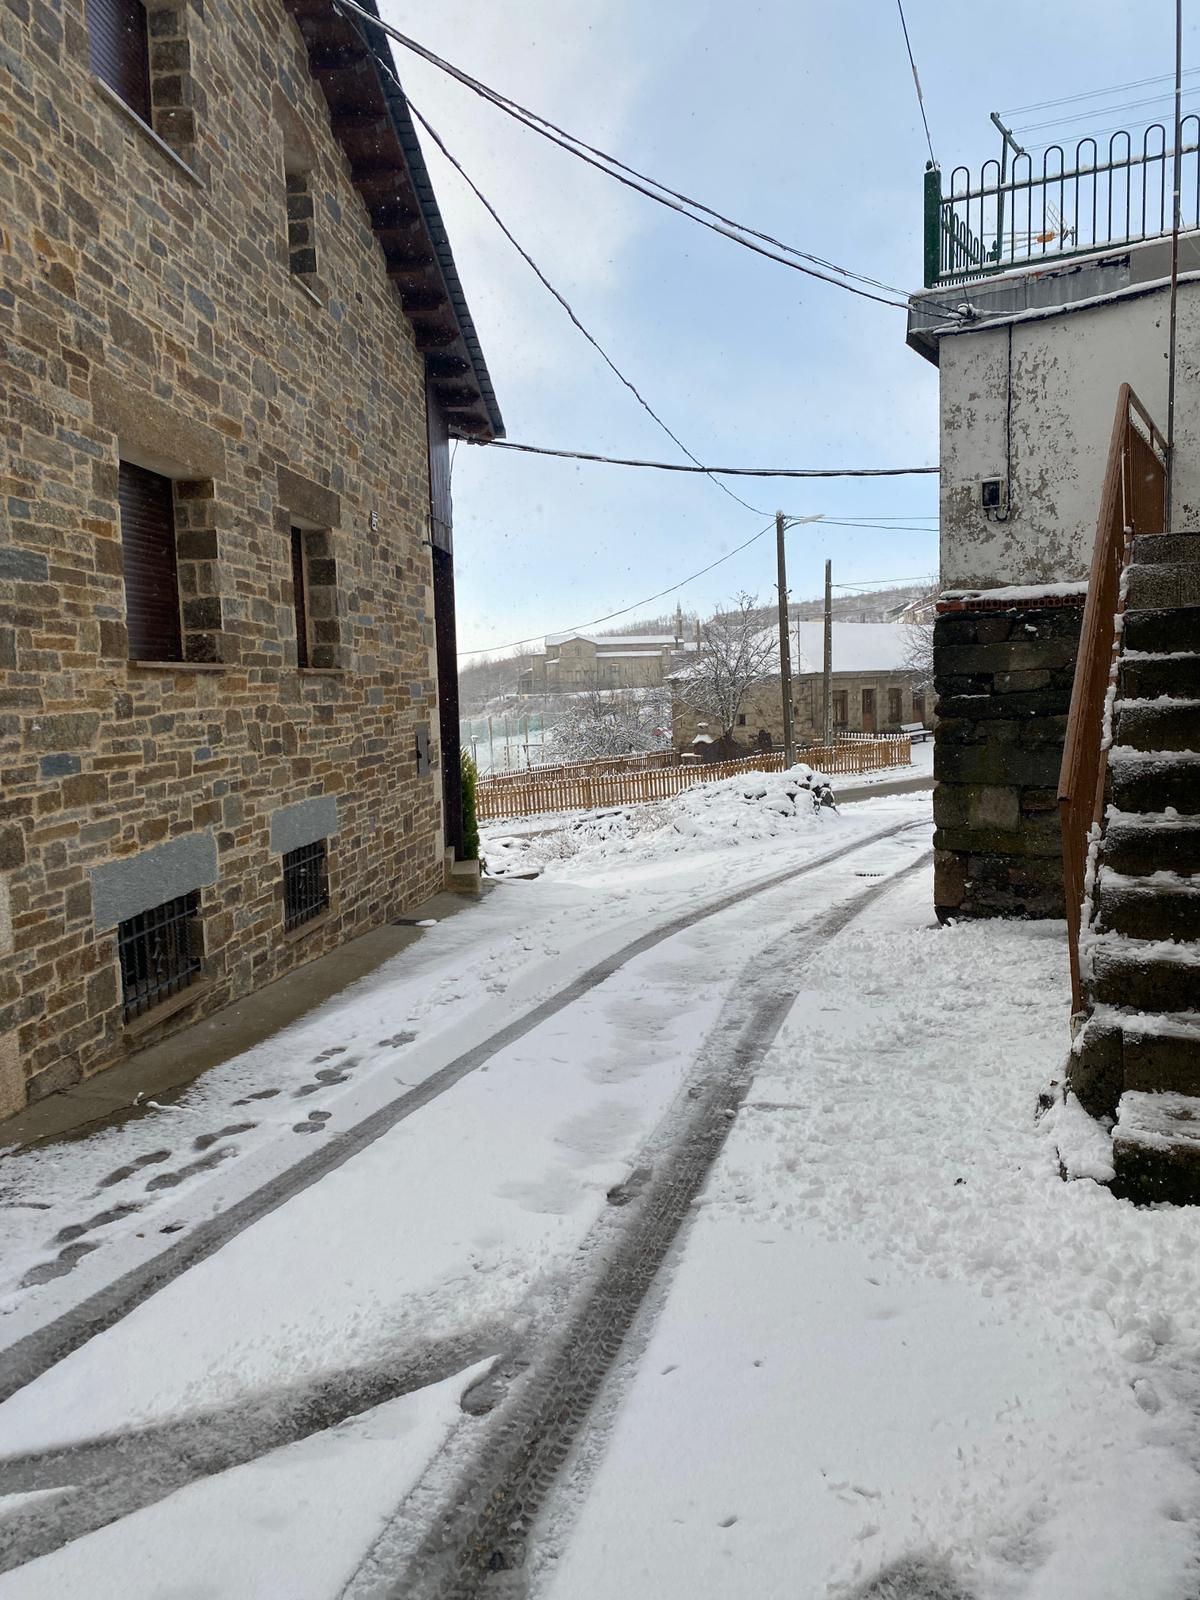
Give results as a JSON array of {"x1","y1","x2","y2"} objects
[
  {"x1": 336, "y1": 0, "x2": 968, "y2": 320},
  {"x1": 468, "y1": 438, "x2": 939, "y2": 478},
  {"x1": 457, "y1": 528, "x2": 939, "y2": 658},
  {"x1": 405, "y1": 97, "x2": 767, "y2": 518},
  {"x1": 895, "y1": 0, "x2": 937, "y2": 167},
  {"x1": 457, "y1": 516, "x2": 778, "y2": 656},
  {"x1": 1002, "y1": 67, "x2": 1200, "y2": 119}
]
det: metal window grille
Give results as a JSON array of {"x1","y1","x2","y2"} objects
[
  {"x1": 118, "y1": 891, "x2": 202, "y2": 1022},
  {"x1": 283, "y1": 839, "x2": 329, "y2": 931}
]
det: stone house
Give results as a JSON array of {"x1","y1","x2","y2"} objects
[
  {"x1": 909, "y1": 229, "x2": 1200, "y2": 922},
  {"x1": 912, "y1": 135, "x2": 1200, "y2": 1198},
  {"x1": 521, "y1": 624, "x2": 698, "y2": 694},
  {"x1": 0, "y1": 0, "x2": 502, "y2": 1115},
  {"x1": 671, "y1": 621, "x2": 931, "y2": 750}
]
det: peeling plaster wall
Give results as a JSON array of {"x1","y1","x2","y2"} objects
[{"x1": 938, "y1": 280, "x2": 1200, "y2": 589}]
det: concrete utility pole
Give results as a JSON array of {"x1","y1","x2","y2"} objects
[
  {"x1": 823, "y1": 559, "x2": 833, "y2": 746},
  {"x1": 775, "y1": 511, "x2": 795, "y2": 768}
]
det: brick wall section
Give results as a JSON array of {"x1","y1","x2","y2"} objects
[
  {"x1": 932, "y1": 605, "x2": 1084, "y2": 920},
  {"x1": 0, "y1": 0, "x2": 449, "y2": 1112}
]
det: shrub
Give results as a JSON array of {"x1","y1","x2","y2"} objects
[{"x1": 461, "y1": 748, "x2": 481, "y2": 861}]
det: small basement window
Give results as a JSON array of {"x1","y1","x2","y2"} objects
[
  {"x1": 118, "y1": 890, "x2": 203, "y2": 1022},
  {"x1": 283, "y1": 839, "x2": 329, "y2": 931}
]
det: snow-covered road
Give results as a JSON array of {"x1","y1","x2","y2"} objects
[{"x1": 2, "y1": 775, "x2": 1198, "y2": 1600}]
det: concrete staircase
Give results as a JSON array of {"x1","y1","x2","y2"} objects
[{"x1": 1070, "y1": 531, "x2": 1200, "y2": 1203}]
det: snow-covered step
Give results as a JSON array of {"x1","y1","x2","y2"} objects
[
  {"x1": 1109, "y1": 747, "x2": 1200, "y2": 814},
  {"x1": 1101, "y1": 811, "x2": 1200, "y2": 876},
  {"x1": 1112, "y1": 698, "x2": 1200, "y2": 751},
  {"x1": 1119, "y1": 651, "x2": 1200, "y2": 700},
  {"x1": 1130, "y1": 531, "x2": 1200, "y2": 565},
  {"x1": 1088, "y1": 931, "x2": 1200, "y2": 1013},
  {"x1": 1112, "y1": 1090, "x2": 1200, "y2": 1206},
  {"x1": 1120, "y1": 1010, "x2": 1200, "y2": 1097},
  {"x1": 1095, "y1": 868, "x2": 1200, "y2": 942},
  {"x1": 1123, "y1": 603, "x2": 1200, "y2": 655},
  {"x1": 1125, "y1": 561, "x2": 1200, "y2": 611}
]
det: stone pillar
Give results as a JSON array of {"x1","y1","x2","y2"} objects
[{"x1": 932, "y1": 598, "x2": 1085, "y2": 920}]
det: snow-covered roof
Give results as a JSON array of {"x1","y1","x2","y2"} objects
[{"x1": 669, "y1": 620, "x2": 916, "y2": 682}]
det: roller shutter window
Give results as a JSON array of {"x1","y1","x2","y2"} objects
[
  {"x1": 119, "y1": 461, "x2": 182, "y2": 661},
  {"x1": 87, "y1": 0, "x2": 152, "y2": 123},
  {"x1": 291, "y1": 528, "x2": 310, "y2": 668}
]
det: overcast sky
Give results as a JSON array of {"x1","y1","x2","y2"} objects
[{"x1": 379, "y1": 0, "x2": 1196, "y2": 655}]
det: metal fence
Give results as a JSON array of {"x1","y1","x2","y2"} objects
[{"x1": 924, "y1": 117, "x2": 1200, "y2": 288}]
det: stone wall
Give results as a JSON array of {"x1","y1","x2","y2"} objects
[
  {"x1": 0, "y1": 0, "x2": 450, "y2": 1114},
  {"x1": 932, "y1": 603, "x2": 1084, "y2": 920}
]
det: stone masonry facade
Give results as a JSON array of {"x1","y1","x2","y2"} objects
[
  {"x1": 0, "y1": 0, "x2": 464, "y2": 1113},
  {"x1": 932, "y1": 602, "x2": 1084, "y2": 921}
]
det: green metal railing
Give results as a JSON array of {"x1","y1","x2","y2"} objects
[{"x1": 924, "y1": 117, "x2": 1200, "y2": 288}]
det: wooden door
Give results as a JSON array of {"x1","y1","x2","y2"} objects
[{"x1": 861, "y1": 688, "x2": 876, "y2": 735}]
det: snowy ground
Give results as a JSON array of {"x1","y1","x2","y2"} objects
[
  {"x1": 1, "y1": 772, "x2": 1198, "y2": 1599},
  {"x1": 533, "y1": 871, "x2": 1200, "y2": 1600}
]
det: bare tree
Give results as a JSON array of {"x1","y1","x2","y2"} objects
[
  {"x1": 676, "y1": 592, "x2": 777, "y2": 736},
  {"x1": 899, "y1": 589, "x2": 938, "y2": 692},
  {"x1": 550, "y1": 683, "x2": 672, "y2": 762}
]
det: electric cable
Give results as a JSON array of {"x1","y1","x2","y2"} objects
[
  {"x1": 405, "y1": 97, "x2": 769, "y2": 519},
  {"x1": 1002, "y1": 68, "x2": 1200, "y2": 119},
  {"x1": 457, "y1": 516, "x2": 778, "y2": 656},
  {"x1": 470, "y1": 438, "x2": 939, "y2": 477},
  {"x1": 335, "y1": 0, "x2": 969, "y2": 320},
  {"x1": 896, "y1": 0, "x2": 937, "y2": 167}
]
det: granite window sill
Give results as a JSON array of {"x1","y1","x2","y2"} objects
[
  {"x1": 122, "y1": 976, "x2": 216, "y2": 1040},
  {"x1": 125, "y1": 660, "x2": 234, "y2": 673},
  {"x1": 283, "y1": 908, "x2": 334, "y2": 943},
  {"x1": 92, "y1": 78, "x2": 203, "y2": 187}
]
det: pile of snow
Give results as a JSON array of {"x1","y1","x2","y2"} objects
[{"x1": 485, "y1": 765, "x2": 834, "y2": 878}]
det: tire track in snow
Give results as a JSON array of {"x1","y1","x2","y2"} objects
[
  {"x1": 345, "y1": 848, "x2": 934, "y2": 1600},
  {"x1": 0, "y1": 818, "x2": 923, "y2": 1408}
]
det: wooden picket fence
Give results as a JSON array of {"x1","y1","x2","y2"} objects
[{"x1": 476, "y1": 738, "x2": 912, "y2": 824}]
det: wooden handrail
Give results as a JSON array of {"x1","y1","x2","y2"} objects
[{"x1": 1058, "y1": 384, "x2": 1167, "y2": 1013}]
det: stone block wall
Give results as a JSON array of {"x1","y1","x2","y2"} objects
[
  {"x1": 932, "y1": 603, "x2": 1084, "y2": 920},
  {"x1": 0, "y1": 0, "x2": 451, "y2": 1113}
]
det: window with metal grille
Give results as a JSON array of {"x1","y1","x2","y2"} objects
[
  {"x1": 283, "y1": 840, "x2": 329, "y2": 931},
  {"x1": 888, "y1": 688, "x2": 903, "y2": 723},
  {"x1": 913, "y1": 693, "x2": 926, "y2": 722},
  {"x1": 87, "y1": 0, "x2": 152, "y2": 121},
  {"x1": 119, "y1": 460, "x2": 182, "y2": 661},
  {"x1": 118, "y1": 891, "x2": 203, "y2": 1022},
  {"x1": 832, "y1": 690, "x2": 849, "y2": 726}
]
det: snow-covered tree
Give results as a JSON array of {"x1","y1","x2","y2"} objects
[
  {"x1": 675, "y1": 593, "x2": 777, "y2": 737},
  {"x1": 899, "y1": 590, "x2": 938, "y2": 691},
  {"x1": 550, "y1": 684, "x2": 672, "y2": 762}
]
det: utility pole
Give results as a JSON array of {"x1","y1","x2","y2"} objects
[
  {"x1": 823, "y1": 560, "x2": 833, "y2": 746},
  {"x1": 775, "y1": 511, "x2": 795, "y2": 768}
]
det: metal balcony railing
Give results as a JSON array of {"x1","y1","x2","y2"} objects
[{"x1": 924, "y1": 118, "x2": 1200, "y2": 288}]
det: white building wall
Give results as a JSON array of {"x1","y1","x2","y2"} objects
[{"x1": 936, "y1": 274, "x2": 1200, "y2": 589}]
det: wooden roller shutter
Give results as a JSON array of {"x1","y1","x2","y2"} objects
[
  {"x1": 87, "y1": 0, "x2": 152, "y2": 123},
  {"x1": 291, "y1": 528, "x2": 310, "y2": 668},
  {"x1": 119, "y1": 461, "x2": 182, "y2": 662}
]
